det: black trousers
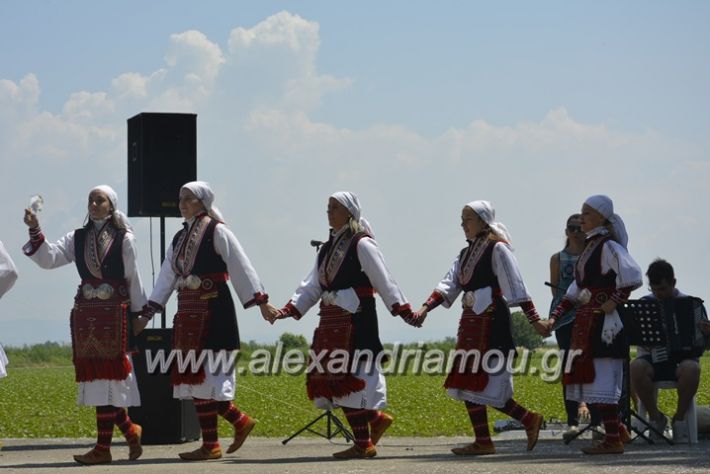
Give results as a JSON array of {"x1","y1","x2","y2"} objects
[{"x1": 556, "y1": 321, "x2": 601, "y2": 426}]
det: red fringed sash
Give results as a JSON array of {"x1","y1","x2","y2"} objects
[
  {"x1": 444, "y1": 307, "x2": 493, "y2": 392},
  {"x1": 171, "y1": 289, "x2": 212, "y2": 386},
  {"x1": 563, "y1": 287, "x2": 614, "y2": 385},
  {"x1": 306, "y1": 304, "x2": 366, "y2": 400},
  {"x1": 70, "y1": 282, "x2": 131, "y2": 382}
]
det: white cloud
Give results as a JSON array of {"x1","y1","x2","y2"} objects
[
  {"x1": 226, "y1": 11, "x2": 351, "y2": 111},
  {"x1": 111, "y1": 72, "x2": 151, "y2": 100},
  {"x1": 62, "y1": 91, "x2": 115, "y2": 122},
  {"x1": 228, "y1": 11, "x2": 320, "y2": 57}
]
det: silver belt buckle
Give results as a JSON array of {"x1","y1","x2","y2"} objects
[
  {"x1": 82, "y1": 283, "x2": 95, "y2": 300},
  {"x1": 82, "y1": 283, "x2": 114, "y2": 300},
  {"x1": 178, "y1": 275, "x2": 202, "y2": 290},
  {"x1": 462, "y1": 291, "x2": 476, "y2": 309},
  {"x1": 96, "y1": 283, "x2": 114, "y2": 300},
  {"x1": 322, "y1": 290, "x2": 337, "y2": 306}
]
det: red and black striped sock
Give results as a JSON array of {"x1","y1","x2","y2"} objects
[
  {"x1": 95, "y1": 406, "x2": 116, "y2": 452},
  {"x1": 114, "y1": 407, "x2": 138, "y2": 442},
  {"x1": 216, "y1": 401, "x2": 248, "y2": 431},
  {"x1": 193, "y1": 398, "x2": 219, "y2": 450},
  {"x1": 367, "y1": 410, "x2": 384, "y2": 425},
  {"x1": 342, "y1": 407, "x2": 373, "y2": 450},
  {"x1": 465, "y1": 401, "x2": 492, "y2": 445},
  {"x1": 495, "y1": 399, "x2": 534, "y2": 428},
  {"x1": 595, "y1": 403, "x2": 620, "y2": 445}
]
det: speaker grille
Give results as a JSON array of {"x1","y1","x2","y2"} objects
[{"x1": 127, "y1": 113, "x2": 197, "y2": 217}]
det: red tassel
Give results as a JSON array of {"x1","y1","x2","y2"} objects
[
  {"x1": 444, "y1": 371, "x2": 489, "y2": 392},
  {"x1": 306, "y1": 374, "x2": 366, "y2": 400},
  {"x1": 170, "y1": 366, "x2": 206, "y2": 386},
  {"x1": 74, "y1": 355, "x2": 132, "y2": 382}
]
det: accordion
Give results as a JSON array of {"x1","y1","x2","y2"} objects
[{"x1": 622, "y1": 296, "x2": 708, "y2": 360}]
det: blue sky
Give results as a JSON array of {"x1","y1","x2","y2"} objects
[{"x1": 1, "y1": 1, "x2": 709, "y2": 345}]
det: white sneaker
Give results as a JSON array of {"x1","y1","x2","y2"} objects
[
  {"x1": 591, "y1": 425, "x2": 605, "y2": 441},
  {"x1": 649, "y1": 414, "x2": 669, "y2": 442},
  {"x1": 562, "y1": 425, "x2": 580, "y2": 442}
]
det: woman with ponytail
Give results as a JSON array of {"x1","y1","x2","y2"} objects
[{"x1": 412, "y1": 200, "x2": 547, "y2": 456}]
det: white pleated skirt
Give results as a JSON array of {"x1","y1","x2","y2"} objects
[
  {"x1": 173, "y1": 350, "x2": 236, "y2": 401},
  {"x1": 76, "y1": 355, "x2": 141, "y2": 407},
  {"x1": 446, "y1": 369, "x2": 513, "y2": 409},
  {"x1": 566, "y1": 357, "x2": 623, "y2": 404},
  {"x1": 314, "y1": 363, "x2": 387, "y2": 411}
]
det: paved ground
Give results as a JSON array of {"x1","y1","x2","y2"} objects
[{"x1": 1, "y1": 431, "x2": 709, "y2": 473}]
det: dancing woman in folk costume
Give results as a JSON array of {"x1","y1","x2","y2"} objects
[
  {"x1": 0, "y1": 240, "x2": 19, "y2": 451},
  {"x1": 142, "y1": 181, "x2": 277, "y2": 461},
  {"x1": 412, "y1": 201, "x2": 546, "y2": 456},
  {"x1": 23, "y1": 185, "x2": 146, "y2": 465},
  {"x1": 274, "y1": 192, "x2": 417, "y2": 459},
  {"x1": 544, "y1": 195, "x2": 642, "y2": 454},
  {"x1": 0, "y1": 240, "x2": 19, "y2": 379}
]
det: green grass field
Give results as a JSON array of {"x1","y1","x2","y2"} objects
[{"x1": 1, "y1": 352, "x2": 708, "y2": 438}]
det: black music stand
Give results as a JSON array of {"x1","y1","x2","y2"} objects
[
  {"x1": 561, "y1": 407, "x2": 604, "y2": 444},
  {"x1": 621, "y1": 299, "x2": 673, "y2": 445},
  {"x1": 282, "y1": 409, "x2": 354, "y2": 445}
]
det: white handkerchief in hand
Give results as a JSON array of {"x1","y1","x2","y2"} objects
[
  {"x1": 29, "y1": 195, "x2": 44, "y2": 213},
  {"x1": 601, "y1": 312, "x2": 623, "y2": 345}
]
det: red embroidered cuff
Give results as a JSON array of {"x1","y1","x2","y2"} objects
[
  {"x1": 22, "y1": 226, "x2": 45, "y2": 256},
  {"x1": 391, "y1": 302, "x2": 413, "y2": 318},
  {"x1": 244, "y1": 292, "x2": 269, "y2": 309},
  {"x1": 610, "y1": 287, "x2": 632, "y2": 305},
  {"x1": 550, "y1": 298, "x2": 574, "y2": 320},
  {"x1": 520, "y1": 301, "x2": 541, "y2": 323},
  {"x1": 142, "y1": 300, "x2": 163, "y2": 320},
  {"x1": 280, "y1": 301, "x2": 303, "y2": 320},
  {"x1": 424, "y1": 291, "x2": 444, "y2": 311}
]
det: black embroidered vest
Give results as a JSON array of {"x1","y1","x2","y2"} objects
[
  {"x1": 74, "y1": 224, "x2": 126, "y2": 282},
  {"x1": 171, "y1": 218, "x2": 227, "y2": 277},
  {"x1": 316, "y1": 230, "x2": 381, "y2": 354}
]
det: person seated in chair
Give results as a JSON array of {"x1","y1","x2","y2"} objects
[{"x1": 630, "y1": 259, "x2": 710, "y2": 440}]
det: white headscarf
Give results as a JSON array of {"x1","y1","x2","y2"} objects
[
  {"x1": 331, "y1": 191, "x2": 374, "y2": 235},
  {"x1": 465, "y1": 200, "x2": 512, "y2": 244},
  {"x1": 90, "y1": 185, "x2": 132, "y2": 230},
  {"x1": 181, "y1": 181, "x2": 225, "y2": 222},
  {"x1": 584, "y1": 194, "x2": 628, "y2": 248}
]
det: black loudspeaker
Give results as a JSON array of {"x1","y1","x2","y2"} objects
[
  {"x1": 127, "y1": 113, "x2": 197, "y2": 217},
  {"x1": 128, "y1": 328, "x2": 200, "y2": 444}
]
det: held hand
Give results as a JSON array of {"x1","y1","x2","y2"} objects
[
  {"x1": 412, "y1": 307, "x2": 429, "y2": 327},
  {"x1": 24, "y1": 208, "x2": 39, "y2": 228},
  {"x1": 400, "y1": 311, "x2": 420, "y2": 327},
  {"x1": 532, "y1": 320, "x2": 551, "y2": 337},
  {"x1": 133, "y1": 316, "x2": 149, "y2": 336},
  {"x1": 273, "y1": 308, "x2": 293, "y2": 323},
  {"x1": 600, "y1": 299, "x2": 617, "y2": 315},
  {"x1": 141, "y1": 301, "x2": 162, "y2": 320},
  {"x1": 259, "y1": 303, "x2": 279, "y2": 325}
]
